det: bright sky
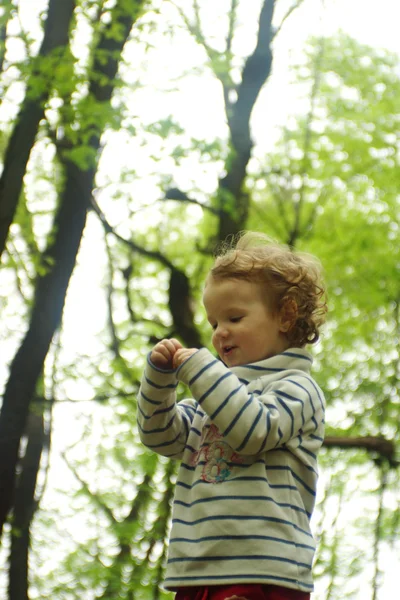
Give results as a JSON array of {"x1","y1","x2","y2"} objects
[{"x1": 1, "y1": 0, "x2": 399, "y2": 598}]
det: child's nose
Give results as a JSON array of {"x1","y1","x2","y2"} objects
[{"x1": 215, "y1": 324, "x2": 229, "y2": 338}]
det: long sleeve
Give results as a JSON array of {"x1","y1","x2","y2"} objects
[
  {"x1": 137, "y1": 355, "x2": 195, "y2": 458},
  {"x1": 157, "y1": 347, "x2": 324, "y2": 592},
  {"x1": 176, "y1": 348, "x2": 324, "y2": 456}
]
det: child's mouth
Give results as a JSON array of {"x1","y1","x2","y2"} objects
[{"x1": 223, "y1": 346, "x2": 236, "y2": 356}]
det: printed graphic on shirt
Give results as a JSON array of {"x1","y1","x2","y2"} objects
[{"x1": 190, "y1": 423, "x2": 243, "y2": 483}]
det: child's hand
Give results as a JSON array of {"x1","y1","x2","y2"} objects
[
  {"x1": 173, "y1": 348, "x2": 198, "y2": 369},
  {"x1": 150, "y1": 338, "x2": 183, "y2": 370}
]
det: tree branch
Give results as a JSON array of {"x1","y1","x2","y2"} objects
[
  {"x1": 91, "y1": 195, "x2": 203, "y2": 348},
  {"x1": 272, "y1": 0, "x2": 306, "y2": 40},
  {"x1": 164, "y1": 188, "x2": 220, "y2": 216},
  {"x1": 90, "y1": 195, "x2": 175, "y2": 270},
  {"x1": 225, "y1": 0, "x2": 239, "y2": 56},
  {"x1": 0, "y1": 0, "x2": 76, "y2": 258},
  {"x1": 323, "y1": 436, "x2": 398, "y2": 466},
  {"x1": 62, "y1": 452, "x2": 117, "y2": 525},
  {"x1": 0, "y1": 0, "x2": 145, "y2": 537},
  {"x1": 288, "y1": 36, "x2": 325, "y2": 247},
  {"x1": 218, "y1": 0, "x2": 276, "y2": 240}
]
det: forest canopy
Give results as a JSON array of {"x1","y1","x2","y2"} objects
[{"x1": 0, "y1": 1, "x2": 399, "y2": 599}]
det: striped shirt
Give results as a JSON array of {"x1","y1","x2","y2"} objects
[{"x1": 137, "y1": 347, "x2": 325, "y2": 592}]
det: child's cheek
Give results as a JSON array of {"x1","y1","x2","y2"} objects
[{"x1": 211, "y1": 333, "x2": 218, "y2": 352}]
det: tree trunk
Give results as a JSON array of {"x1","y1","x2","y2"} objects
[
  {"x1": 0, "y1": 0, "x2": 76, "y2": 259},
  {"x1": 0, "y1": 158, "x2": 92, "y2": 539},
  {"x1": 8, "y1": 408, "x2": 46, "y2": 600},
  {"x1": 0, "y1": 0, "x2": 145, "y2": 539},
  {"x1": 218, "y1": 0, "x2": 275, "y2": 240}
]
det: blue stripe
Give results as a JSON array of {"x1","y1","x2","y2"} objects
[
  {"x1": 266, "y1": 464, "x2": 317, "y2": 490},
  {"x1": 147, "y1": 354, "x2": 176, "y2": 373},
  {"x1": 138, "y1": 403, "x2": 174, "y2": 421},
  {"x1": 144, "y1": 374, "x2": 177, "y2": 390},
  {"x1": 223, "y1": 395, "x2": 253, "y2": 436},
  {"x1": 181, "y1": 463, "x2": 196, "y2": 471},
  {"x1": 169, "y1": 533, "x2": 314, "y2": 551},
  {"x1": 177, "y1": 478, "x2": 299, "y2": 493},
  {"x1": 198, "y1": 372, "x2": 232, "y2": 405},
  {"x1": 146, "y1": 431, "x2": 182, "y2": 449},
  {"x1": 286, "y1": 378, "x2": 316, "y2": 416},
  {"x1": 139, "y1": 390, "x2": 162, "y2": 406},
  {"x1": 282, "y1": 351, "x2": 312, "y2": 362},
  {"x1": 242, "y1": 365, "x2": 284, "y2": 372},
  {"x1": 277, "y1": 396, "x2": 294, "y2": 437},
  {"x1": 269, "y1": 483, "x2": 297, "y2": 491},
  {"x1": 291, "y1": 470, "x2": 316, "y2": 497},
  {"x1": 180, "y1": 405, "x2": 195, "y2": 421},
  {"x1": 310, "y1": 433, "x2": 324, "y2": 442},
  {"x1": 255, "y1": 411, "x2": 271, "y2": 454},
  {"x1": 172, "y1": 514, "x2": 313, "y2": 538},
  {"x1": 304, "y1": 463, "x2": 318, "y2": 475},
  {"x1": 168, "y1": 554, "x2": 311, "y2": 569},
  {"x1": 165, "y1": 573, "x2": 313, "y2": 590},
  {"x1": 236, "y1": 404, "x2": 263, "y2": 452},
  {"x1": 289, "y1": 376, "x2": 325, "y2": 414},
  {"x1": 163, "y1": 450, "x2": 183, "y2": 458},
  {"x1": 278, "y1": 390, "x2": 305, "y2": 426},
  {"x1": 180, "y1": 401, "x2": 196, "y2": 413},
  {"x1": 189, "y1": 359, "x2": 219, "y2": 385},
  {"x1": 182, "y1": 413, "x2": 189, "y2": 438},
  {"x1": 210, "y1": 384, "x2": 243, "y2": 420},
  {"x1": 154, "y1": 403, "x2": 175, "y2": 416},
  {"x1": 174, "y1": 494, "x2": 308, "y2": 516},
  {"x1": 137, "y1": 415, "x2": 175, "y2": 434},
  {"x1": 300, "y1": 445, "x2": 317, "y2": 460},
  {"x1": 275, "y1": 426, "x2": 283, "y2": 448},
  {"x1": 306, "y1": 377, "x2": 325, "y2": 412},
  {"x1": 184, "y1": 444, "x2": 197, "y2": 454},
  {"x1": 176, "y1": 480, "x2": 191, "y2": 489}
]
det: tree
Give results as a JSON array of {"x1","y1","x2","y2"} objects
[
  {"x1": 0, "y1": 1, "x2": 399, "y2": 599},
  {"x1": 0, "y1": 0, "x2": 149, "y2": 596}
]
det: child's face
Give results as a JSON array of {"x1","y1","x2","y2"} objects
[{"x1": 203, "y1": 276, "x2": 289, "y2": 367}]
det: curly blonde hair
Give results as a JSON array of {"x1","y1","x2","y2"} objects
[{"x1": 211, "y1": 232, "x2": 327, "y2": 347}]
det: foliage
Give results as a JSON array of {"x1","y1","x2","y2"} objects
[{"x1": 0, "y1": 1, "x2": 399, "y2": 599}]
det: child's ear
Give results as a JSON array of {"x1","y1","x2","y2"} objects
[{"x1": 279, "y1": 298, "x2": 298, "y2": 333}]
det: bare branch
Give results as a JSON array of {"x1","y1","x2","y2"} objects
[
  {"x1": 272, "y1": 0, "x2": 306, "y2": 40},
  {"x1": 90, "y1": 195, "x2": 176, "y2": 271},
  {"x1": 90, "y1": 196, "x2": 202, "y2": 348},
  {"x1": 289, "y1": 36, "x2": 325, "y2": 247},
  {"x1": 226, "y1": 0, "x2": 239, "y2": 56},
  {"x1": 164, "y1": 188, "x2": 220, "y2": 215},
  {"x1": 170, "y1": 0, "x2": 218, "y2": 65},
  {"x1": 104, "y1": 238, "x2": 124, "y2": 361},
  {"x1": 62, "y1": 451, "x2": 117, "y2": 525},
  {"x1": 324, "y1": 436, "x2": 398, "y2": 466}
]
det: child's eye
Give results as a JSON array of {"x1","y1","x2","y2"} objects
[
  {"x1": 230, "y1": 317, "x2": 242, "y2": 323},
  {"x1": 210, "y1": 323, "x2": 217, "y2": 330}
]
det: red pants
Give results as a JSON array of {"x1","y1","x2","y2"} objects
[{"x1": 175, "y1": 584, "x2": 310, "y2": 600}]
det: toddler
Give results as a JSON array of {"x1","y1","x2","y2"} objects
[{"x1": 137, "y1": 232, "x2": 327, "y2": 600}]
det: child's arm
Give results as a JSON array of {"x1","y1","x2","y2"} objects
[
  {"x1": 137, "y1": 340, "x2": 196, "y2": 459},
  {"x1": 176, "y1": 348, "x2": 325, "y2": 456}
]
